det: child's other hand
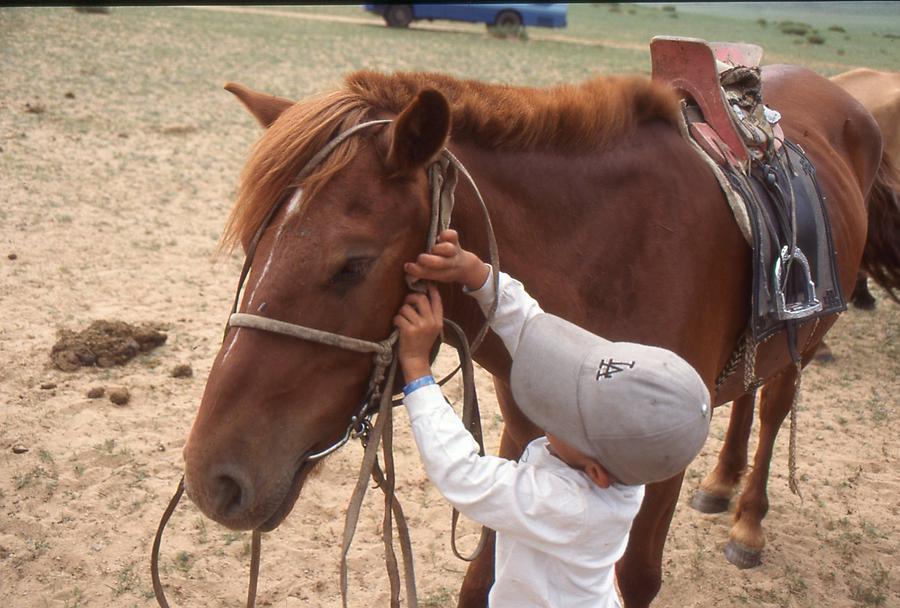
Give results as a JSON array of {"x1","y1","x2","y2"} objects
[
  {"x1": 404, "y1": 229, "x2": 489, "y2": 291},
  {"x1": 394, "y1": 284, "x2": 443, "y2": 381}
]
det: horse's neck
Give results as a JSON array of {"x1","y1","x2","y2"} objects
[
  {"x1": 442, "y1": 125, "x2": 749, "y2": 385},
  {"x1": 441, "y1": 143, "x2": 606, "y2": 378}
]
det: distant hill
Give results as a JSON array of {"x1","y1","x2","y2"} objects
[{"x1": 644, "y1": 2, "x2": 900, "y2": 33}]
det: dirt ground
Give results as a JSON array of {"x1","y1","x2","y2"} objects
[{"x1": 1, "y1": 7, "x2": 898, "y2": 608}]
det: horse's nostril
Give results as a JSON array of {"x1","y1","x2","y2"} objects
[{"x1": 214, "y1": 474, "x2": 246, "y2": 517}]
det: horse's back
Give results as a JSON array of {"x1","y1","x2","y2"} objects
[
  {"x1": 763, "y1": 65, "x2": 882, "y2": 164},
  {"x1": 831, "y1": 68, "x2": 900, "y2": 159}
]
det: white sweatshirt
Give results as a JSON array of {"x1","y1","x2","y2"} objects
[{"x1": 403, "y1": 269, "x2": 644, "y2": 608}]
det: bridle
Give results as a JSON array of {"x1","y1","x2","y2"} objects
[{"x1": 152, "y1": 118, "x2": 500, "y2": 608}]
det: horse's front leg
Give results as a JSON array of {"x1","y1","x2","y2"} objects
[
  {"x1": 615, "y1": 471, "x2": 685, "y2": 608},
  {"x1": 690, "y1": 391, "x2": 757, "y2": 513},
  {"x1": 724, "y1": 365, "x2": 798, "y2": 568},
  {"x1": 457, "y1": 377, "x2": 539, "y2": 608}
]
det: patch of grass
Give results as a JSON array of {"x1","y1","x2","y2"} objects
[
  {"x1": 14, "y1": 466, "x2": 45, "y2": 490},
  {"x1": 194, "y1": 517, "x2": 209, "y2": 544},
  {"x1": 783, "y1": 563, "x2": 808, "y2": 598},
  {"x1": 829, "y1": 25, "x2": 846, "y2": 32},
  {"x1": 780, "y1": 20, "x2": 812, "y2": 36},
  {"x1": 113, "y1": 564, "x2": 141, "y2": 596},
  {"x1": 27, "y1": 537, "x2": 51, "y2": 556},
  {"x1": 486, "y1": 23, "x2": 527, "y2": 41},
  {"x1": 422, "y1": 587, "x2": 454, "y2": 608},
  {"x1": 64, "y1": 587, "x2": 86, "y2": 608},
  {"x1": 866, "y1": 390, "x2": 890, "y2": 423},
  {"x1": 848, "y1": 561, "x2": 890, "y2": 607},
  {"x1": 222, "y1": 531, "x2": 243, "y2": 545},
  {"x1": 807, "y1": 33, "x2": 826, "y2": 45},
  {"x1": 173, "y1": 550, "x2": 192, "y2": 573},
  {"x1": 93, "y1": 438, "x2": 117, "y2": 454}
]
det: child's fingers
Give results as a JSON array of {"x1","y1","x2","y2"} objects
[
  {"x1": 435, "y1": 229, "x2": 459, "y2": 245},
  {"x1": 404, "y1": 262, "x2": 425, "y2": 278},
  {"x1": 405, "y1": 292, "x2": 429, "y2": 307},
  {"x1": 393, "y1": 314, "x2": 413, "y2": 331},
  {"x1": 428, "y1": 284, "x2": 444, "y2": 321},
  {"x1": 430, "y1": 241, "x2": 458, "y2": 257},
  {"x1": 405, "y1": 293, "x2": 432, "y2": 316},
  {"x1": 404, "y1": 260, "x2": 444, "y2": 278},
  {"x1": 397, "y1": 303, "x2": 422, "y2": 325},
  {"x1": 416, "y1": 252, "x2": 453, "y2": 269}
]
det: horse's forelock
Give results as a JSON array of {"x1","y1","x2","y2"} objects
[{"x1": 220, "y1": 90, "x2": 371, "y2": 253}]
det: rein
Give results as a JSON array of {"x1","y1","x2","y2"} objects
[{"x1": 152, "y1": 119, "x2": 500, "y2": 607}]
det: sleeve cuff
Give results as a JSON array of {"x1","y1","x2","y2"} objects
[
  {"x1": 402, "y1": 375, "x2": 435, "y2": 396},
  {"x1": 462, "y1": 265, "x2": 495, "y2": 308},
  {"x1": 403, "y1": 383, "x2": 446, "y2": 421}
]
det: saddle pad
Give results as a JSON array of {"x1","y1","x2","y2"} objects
[{"x1": 724, "y1": 140, "x2": 846, "y2": 340}]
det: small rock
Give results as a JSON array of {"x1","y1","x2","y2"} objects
[
  {"x1": 24, "y1": 102, "x2": 45, "y2": 115},
  {"x1": 64, "y1": 91, "x2": 75, "y2": 99},
  {"x1": 7, "y1": 253, "x2": 16, "y2": 260},
  {"x1": 40, "y1": 382, "x2": 57, "y2": 390},
  {"x1": 86, "y1": 386, "x2": 105, "y2": 399},
  {"x1": 156, "y1": 443, "x2": 166, "y2": 452},
  {"x1": 171, "y1": 363, "x2": 193, "y2": 378},
  {"x1": 118, "y1": 133, "x2": 128, "y2": 139},
  {"x1": 11, "y1": 445, "x2": 29, "y2": 454},
  {"x1": 109, "y1": 388, "x2": 130, "y2": 406}
]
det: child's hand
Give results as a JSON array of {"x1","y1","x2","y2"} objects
[
  {"x1": 394, "y1": 284, "x2": 444, "y2": 382},
  {"x1": 404, "y1": 229, "x2": 490, "y2": 291}
]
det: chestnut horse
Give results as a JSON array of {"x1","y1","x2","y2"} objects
[
  {"x1": 832, "y1": 68, "x2": 900, "y2": 311},
  {"x1": 691, "y1": 68, "x2": 900, "y2": 570},
  {"x1": 182, "y1": 67, "x2": 886, "y2": 606}
]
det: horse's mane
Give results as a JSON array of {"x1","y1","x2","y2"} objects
[{"x1": 222, "y1": 71, "x2": 681, "y2": 251}]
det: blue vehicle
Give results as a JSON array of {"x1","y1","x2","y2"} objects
[{"x1": 364, "y1": 3, "x2": 567, "y2": 29}]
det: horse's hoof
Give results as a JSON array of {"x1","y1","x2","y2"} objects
[
  {"x1": 690, "y1": 490, "x2": 730, "y2": 514},
  {"x1": 851, "y1": 297, "x2": 877, "y2": 311},
  {"x1": 724, "y1": 540, "x2": 762, "y2": 569}
]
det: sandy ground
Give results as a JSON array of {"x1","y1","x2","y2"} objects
[{"x1": 1, "y1": 7, "x2": 898, "y2": 608}]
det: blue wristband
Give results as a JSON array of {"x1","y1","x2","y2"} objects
[{"x1": 403, "y1": 375, "x2": 435, "y2": 396}]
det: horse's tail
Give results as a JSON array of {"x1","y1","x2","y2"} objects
[{"x1": 859, "y1": 150, "x2": 900, "y2": 303}]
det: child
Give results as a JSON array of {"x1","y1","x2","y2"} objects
[{"x1": 394, "y1": 229, "x2": 711, "y2": 608}]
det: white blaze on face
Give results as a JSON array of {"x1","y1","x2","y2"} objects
[
  {"x1": 222, "y1": 188, "x2": 304, "y2": 363},
  {"x1": 284, "y1": 186, "x2": 304, "y2": 219}
]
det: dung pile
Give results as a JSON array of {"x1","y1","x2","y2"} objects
[{"x1": 51, "y1": 320, "x2": 167, "y2": 371}]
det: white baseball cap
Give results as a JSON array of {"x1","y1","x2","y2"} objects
[{"x1": 510, "y1": 314, "x2": 711, "y2": 486}]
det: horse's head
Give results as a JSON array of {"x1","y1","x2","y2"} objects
[{"x1": 183, "y1": 82, "x2": 451, "y2": 531}]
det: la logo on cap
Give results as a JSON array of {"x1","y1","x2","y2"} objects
[{"x1": 596, "y1": 358, "x2": 636, "y2": 381}]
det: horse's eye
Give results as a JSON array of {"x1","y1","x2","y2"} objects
[{"x1": 330, "y1": 257, "x2": 373, "y2": 286}]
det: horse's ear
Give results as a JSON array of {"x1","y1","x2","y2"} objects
[
  {"x1": 224, "y1": 82, "x2": 295, "y2": 128},
  {"x1": 384, "y1": 88, "x2": 451, "y2": 176}
]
